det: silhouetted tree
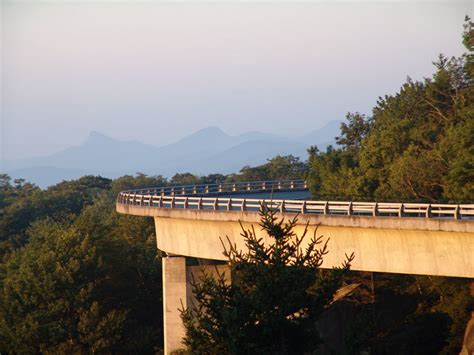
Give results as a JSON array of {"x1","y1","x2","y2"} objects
[{"x1": 181, "y1": 205, "x2": 354, "y2": 354}]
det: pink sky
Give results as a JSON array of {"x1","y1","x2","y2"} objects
[{"x1": 1, "y1": 0, "x2": 472, "y2": 160}]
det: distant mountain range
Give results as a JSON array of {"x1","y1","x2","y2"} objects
[{"x1": 2, "y1": 121, "x2": 341, "y2": 188}]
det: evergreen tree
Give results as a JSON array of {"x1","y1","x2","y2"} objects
[
  {"x1": 0, "y1": 219, "x2": 128, "y2": 353},
  {"x1": 181, "y1": 205, "x2": 354, "y2": 354}
]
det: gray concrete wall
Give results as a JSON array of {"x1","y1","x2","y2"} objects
[
  {"x1": 154, "y1": 215, "x2": 474, "y2": 278},
  {"x1": 115, "y1": 205, "x2": 474, "y2": 277}
]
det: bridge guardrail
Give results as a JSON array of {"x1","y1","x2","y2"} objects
[
  {"x1": 121, "y1": 180, "x2": 307, "y2": 196},
  {"x1": 117, "y1": 180, "x2": 474, "y2": 220}
]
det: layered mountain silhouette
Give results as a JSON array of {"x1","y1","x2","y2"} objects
[{"x1": 3, "y1": 121, "x2": 341, "y2": 187}]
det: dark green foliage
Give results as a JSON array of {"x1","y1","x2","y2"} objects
[
  {"x1": 197, "y1": 173, "x2": 227, "y2": 185},
  {"x1": 171, "y1": 173, "x2": 202, "y2": 186},
  {"x1": 167, "y1": 156, "x2": 307, "y2": 186},
  {"x1": 0, "y1": 174, "x2": 38, "y2": 209},
  {"x1": 0, "y1": 219, "x2": 128, "y2": 353},
  {"x1": 371, "y1": 312, "x2": 452, "y2": 354},
  {"x1": 73, "y1": 194, "x2": 164, "y2": 352},
  {"x1": 308, "y1": 18, "x2": 474, "y2": 202},
  {"x1": 0, "y1": 175, "x2": 112, "y2": 258},
  {"x1": 335, "y1": 112, "x2": 373, "y2": 151},
  {"x1": 307, "y1": 145, "x2": 362, "y2": 200},
  {"x1": 111, "y1": 173, "x2": 167, "y2": 196},
  {"x1": 234, "y1": 155, "x2": 308, "y2": 182},
  {"x1": 0, "y1": 180, "x2": 163, "y2": 353},
  {"x1": 337, "y1": 272, "x2": 473, "y2": 354},
  {"x1": 181, "y1": 205, "x2": 354, "y2": 354},
  {"x1": 411, "y1": 276, "x2": 473, "y2": 354}
]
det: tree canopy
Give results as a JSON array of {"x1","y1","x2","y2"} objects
[
  {"x1": 0, "y1": 181, "x2": 163, "y2": 353},
  {"x1": 308, "y1": 17, "x2": 474, "y2": 202}
]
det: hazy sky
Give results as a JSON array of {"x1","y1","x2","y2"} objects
[{"x1": 1, "y1": 0, "x2": 472, "y2": 160}]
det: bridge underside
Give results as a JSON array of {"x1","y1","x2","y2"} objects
[
  {"x1": 117, "y1": 203, "x2": 474, "y2": 279},
  {"x1": 153, "y1": 214, "x2": 473, "y2": 279}
]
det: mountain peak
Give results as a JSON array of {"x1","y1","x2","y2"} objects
[
  {"x1": 86, "y1": 131, "x2": 116, "y2": 143},
  {"x1": 88, "y1": 130, "x2": 109, "y2": 138},
  {"x1": 298, "y1": 120, "x2": 341, "y2": 146},
  {"x1": 179, "y1": 126, "x2": 229, "y2": 142},
  {"x1": 195, "y1": 126, "x2": 226, "y2": 135}
]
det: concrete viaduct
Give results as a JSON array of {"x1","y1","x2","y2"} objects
[{"x1": 116, "y1": 180, "x2": 474, "y2": 354}]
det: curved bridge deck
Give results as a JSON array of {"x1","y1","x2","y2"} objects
[
  {"x1": 117, "y1": 180, "x2": 474, "y2": 221},
  {"x1": 117, "y1": 180, "x2": 474, "y2": 278}
]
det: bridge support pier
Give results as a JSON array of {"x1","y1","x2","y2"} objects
[
  {"x1": 162, "y1": 255, "x2": 231, "y2": 354},
  {"x1": 162, "y1": 255, "x2": 187, "y2": 354}
]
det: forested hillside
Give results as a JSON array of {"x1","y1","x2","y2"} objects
[
  {"x1": 308, "y1": 17, "x2": 473, "y2": 203},
  {"x1": 0, "y1": 175, "x2": 164, "y2": 352},
  {"x1": 0, "y1": 155, "x2": 306, "y2": 352},
  {"x1": 0, "y1": 18, "x2": 473, "y2": 355}
]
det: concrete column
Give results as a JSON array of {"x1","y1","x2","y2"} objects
[
  {"x1": 162, "y1": 256, "x2": 231, "y2": 354},
  {"x1": 162, "y1": 256, "x2": 187, "y2": 354}
]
